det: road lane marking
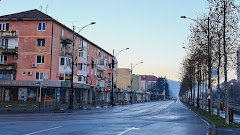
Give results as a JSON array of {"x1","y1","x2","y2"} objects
[
  {"x1": 24, "y1": 126, "x2": 62, "y2": 135},
  {"x1": 118, "y1": 127, "x2": 140, "y2": 135}
]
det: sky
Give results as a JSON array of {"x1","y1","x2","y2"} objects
[{"x1": 0, "y1": 0, "x2": 212, "y2": 81}]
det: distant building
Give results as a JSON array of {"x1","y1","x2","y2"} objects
[
  {"x1": 140, "y1": 75, "x2": 158, "y2": 91},
  {"x1": 132, "y1": 74, "x2": 141, "y2": 91},
  {"x1": 140, "y1": 75, "x2": 158, "y2": 101},
  {"x1": 116, "y1": 68, "x2": 131, "y2": 90}
]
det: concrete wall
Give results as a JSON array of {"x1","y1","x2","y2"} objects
[
  {"x1": 116, "y1": 68, "x2": 131, "y2": 90},
  {"x1": 132, "y1": 74, "x2": 140, "y2": 91}
]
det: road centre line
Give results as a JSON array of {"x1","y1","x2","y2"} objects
[
  {"x1": 24, "y1": 126, "x2": 62, "y2": 135},
  {"x1": 118, "y1": 127, "x2": 140, "y2": 135}
]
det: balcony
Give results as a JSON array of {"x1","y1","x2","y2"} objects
[
  {"x1": 1, "y1": 47, "x2": 18, "y2": 55},
  {"x1": 97, "y1": 64, "x2": 105, "y2": 71},
  {"x1": 0, "y1": 30, "x2": 18, "y2": 38},
  {"x1": 61, "y1": 37, "x2": 72, "y2": 45},
  {"x1": 0, "y1": 63, "x2": 17, "y2": 70}
]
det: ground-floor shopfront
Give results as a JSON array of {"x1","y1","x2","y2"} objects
[
  {"x1": 0, "y1": 81, "x2": 152, "y2": 113},
  {"x1": 0, "y1": 80, "x2": 92, "y2": 112}
]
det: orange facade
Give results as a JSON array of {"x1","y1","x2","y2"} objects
[{"x1": 0, "y1": 13, "x2": 113, "y2": 89}]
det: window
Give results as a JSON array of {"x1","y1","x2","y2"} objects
[
  {"x1": 78, "y1": 76, "x2": 82, "y2": 82},
  {"x1": 91, "y1": 60, "x2": 95, "y2": 69},
  {"x1": 99, "y1": 59, "x2": 104, "y2": 65},
  {"x1": 66, "y1": 58, "x2": 71, "y2": 66},
  {"x1": 0, "y1": 39, "x2": 8, "y2": 48},
  {"x1": 60, "y1": 58, "x2": 65, "y2": 66},
  {"x1": 61, "y1": 29, "x2": 64, "y2": 37},
  {"x1": 0, "y1": 23, "x2": 9, "y2": 31},
  {"x1": 0, "y1": 71, "x2": 12, "y2": 80},
  {"x1": 37, "y1": 39, "x2": 45, "y2": 47},
  {"x1": 36, "y1": 55, "x2": 44, "y2": 64},
  {"x1": 38, "y1": 22, "x2": 46, "y2": 31},
  {"x1": 78, "y1": 75, "x2": 86, "y2": 82},
  {"x1": 79, "y1": 50, "x2": 83, "y2": 57},
  {"x1": 36, "y1": 72, "x2": 43, "y2": 80},
  {"x1": 78, "y1": 63, "x2": 83, "y2": 71},
  {"x1": 0, "y1": 55, "x2": 7, "y2": 64},
  {"x1": 97, "y1": 50, "x2": 101, "y2": 57}
]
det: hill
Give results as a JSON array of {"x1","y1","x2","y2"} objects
[{"x1": 167, "y1": 80, "x2": 180, "y2": 98}]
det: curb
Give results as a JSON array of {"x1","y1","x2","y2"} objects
[{"x1": 181, "y1": 102, "x2": 216, "y2": 135}]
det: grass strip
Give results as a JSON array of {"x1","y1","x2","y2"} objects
[{"x1": 185, "y1": 102, "x2": 240, "y2": 128}]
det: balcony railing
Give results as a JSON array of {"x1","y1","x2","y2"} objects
[
  {"x1": 0, "y1": 30, "x2": 18, "y2": 38},
  {"x1": 61, "y1": 37, "x2": 72, "y2": 45},
  {"x1": 0, "y1": 63, "x2": 17, "y2": 70},
  {"x1": 1, "y1": 47, "x2": 18, "y2": 55},
  {"x1": 97, "y1": 65, "x2": 105, "y2": 71}
]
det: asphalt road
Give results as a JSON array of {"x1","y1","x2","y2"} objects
[{"x1": 0, "y1": 100, "x2": 210, "y2": 135}]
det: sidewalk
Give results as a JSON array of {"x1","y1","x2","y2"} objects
[
  {"x1": 183, "y1": 103, "x2": 240, "y2": 135},
  {"x1": 213, "y1": 108, "x2": 240, "y2": 124}
]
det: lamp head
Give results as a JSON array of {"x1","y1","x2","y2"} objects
[
  {"x1": 91, "y1": 22, "x2": 96, "y2": 25},
  {"x1": 180, "y1": 16, "x2": 187, "y2": 19}
]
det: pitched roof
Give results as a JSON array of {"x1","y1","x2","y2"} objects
[
  {"x1": 141, "y1": 75, "x2": 158, "y2": 81},
  {"x1": 0, "y1": 9, "x2": 53, "y2": 20},
  {"x1": 0, "y1": 9, "x2": 113, "y2": 57}
]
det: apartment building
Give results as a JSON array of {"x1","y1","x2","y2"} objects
[
  {"x1": 0, "y1": 9, "x2": 113, "y2": 108},
  {"x1": 88, "y1": 43, "x2": 113, "y2": 105},
  {"x1": 140, "y1": 75, "x2": 158, "y2": 101}
]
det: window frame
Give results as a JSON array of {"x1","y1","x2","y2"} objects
[
  {"x1": 1, "y1": 38, "x2": 8, "y2": 48},
  {"x1": 79, "y1": 50, "x2": 83, "y2": 57},
  {"x1": 35, "y1": 72, "x2": 43, "y2": 81},
  {"x1": 0, "y1": 22, "x2": 9, "y2": 31},
  {"x1": 36, "y1": 55, "x2": 44, "y2": 64},
  {"x1": 78, "y1": 63, "x2": 83, "y2": 71},
  {"x1": 38, "y1": 22, "x2": 46, "y2": 31},
  {"x1": 0, "y1": 55, "x2": 7, "y2": 64},
  {"x1": 37, "y1": 39, "x2": 45, "y2": 47},
  {"x1": 60, "y1": 57, "x2": 65, "y2": 66}
]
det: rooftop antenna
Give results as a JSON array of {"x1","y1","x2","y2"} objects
[
  {"x1": 39, "y1": 5, "x2": 43, "y2": 11},
  {"x1": 46, "y1": 4, "x2": 48, "y2": 14}
]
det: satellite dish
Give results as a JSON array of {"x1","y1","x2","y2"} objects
[
  {"x1": 44, "y1": 75, "x2": 49, "y2": 81},
  {"x1": 65, "y1": 66, "x2": 72, "y2": 74}
]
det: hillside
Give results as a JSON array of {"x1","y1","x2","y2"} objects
[{"x1": 167, "y1": 80, "x2": 180, "y2": 98}]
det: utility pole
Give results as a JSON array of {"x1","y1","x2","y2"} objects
[
  {"x1": 69, "y1": 26, "x2": 75, "y2": 110},
  {"x1": 68, "y1": 22, "x2": 95, "y2": 110},
  {"x1": 111, "y1": 49, "x2": 115, "y2": 106},
  {"x1": 110, "y1": 48, "x2": 129, "y2": 106},
  {"x1": 163, "y1": 77, "x2": 166, "y2": 100},
  {"x1": 130, "y1": 63, "x2": 133, "y2": 104}
]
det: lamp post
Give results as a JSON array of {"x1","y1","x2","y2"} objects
[
  {"x1": 69, "y1": 22, "x2": 96, "y2": 110},
  {"x1": 111, "y1": 48, "x2": 129, "y2": 106},
  {"x1": 130, "y1": 62, "x2": 143, "y2": 104},
  {"x1": 180, "y1": 15, "x2": 212, "y2": 114}
]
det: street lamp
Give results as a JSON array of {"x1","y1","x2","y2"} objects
[
  {"x1": 130, "y1": 62, "x2": 143, "y2": 104},
  {"x1": 180, "y1": 15, "x2": 213, "y2": 114},
  {"x1": 69, "y1": 22, "x2": 96, "y2": 110},
  {"x1": 111, "y1": 48, "x2": 129, "y2": 106}
]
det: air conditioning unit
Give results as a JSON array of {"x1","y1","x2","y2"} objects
[
  {"x1": 32, "y1": 63, "x2": 38, "y2": 68},
  {"x1": 28, "y1": 71, "x2": 33, "y2": 76}
]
